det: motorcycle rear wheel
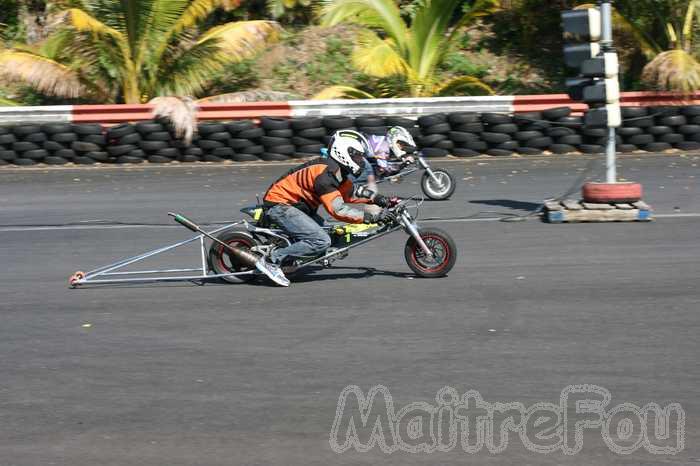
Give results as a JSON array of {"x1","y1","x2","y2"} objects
[
  {"x1": 404, "y1": 228, "x2": 457, "y2": 277},
  {"x1": 208, "y1": 230, "x2": 258, "y2": 283}
]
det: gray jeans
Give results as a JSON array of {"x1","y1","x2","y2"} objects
[{"x1": 266, "y1": 204, "x2": 331, "y2": 264}]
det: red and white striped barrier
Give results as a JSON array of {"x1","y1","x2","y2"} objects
[{"x1": 1, "y1": 91, "x2": 699, "y2": 125}]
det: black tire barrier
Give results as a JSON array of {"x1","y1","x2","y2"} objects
[{"x1": 5, "y1": 105, "x2": 700, "y2": 167}]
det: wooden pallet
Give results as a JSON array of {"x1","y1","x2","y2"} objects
[{"x1": 545, "y1": 199, "x2": 653, "y2": 223}]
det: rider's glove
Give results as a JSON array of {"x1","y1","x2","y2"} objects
[
  {"x1": 364, "y1": 208, "x2": 396, "y2": 225},
  {"x1": 373, "y1": 193, "x2": 390, "y2": 208}
]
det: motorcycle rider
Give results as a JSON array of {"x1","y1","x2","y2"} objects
[{"x1": 255, "y1": 130, "x2": 395, "y2": 286}]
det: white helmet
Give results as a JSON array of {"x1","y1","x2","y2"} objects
[
  {"x1": 387, "y1": 126, "x2": 416, "y2": 158},
  {"x1": 328, "y1": 130, "x2": 372, "y2": 177}
]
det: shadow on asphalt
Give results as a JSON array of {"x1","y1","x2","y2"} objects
[{"x1": 469, "y1": 199, "x2": 542, "y2": 212}]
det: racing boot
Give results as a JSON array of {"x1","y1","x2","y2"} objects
[{"x1": 255, "y1": 257, "x2": 290, "y2": 287}]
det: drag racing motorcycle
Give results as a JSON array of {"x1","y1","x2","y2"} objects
[{"x1": 206, "y1": 196, "x2": 457, "y2": 283}]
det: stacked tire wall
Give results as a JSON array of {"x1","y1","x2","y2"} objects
[{"x1": 2, "y1": 105, "x2": 700, "y2": 166}]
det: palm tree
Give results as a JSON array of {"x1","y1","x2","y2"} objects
[
  {"x1": 315, "y1": 0, "x2": 498, "y2": 99},
  {"x1": 0, "y1": 0, "x2": 281, "y2": 103}
]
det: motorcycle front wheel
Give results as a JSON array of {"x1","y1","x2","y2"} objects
[
  {"x1": 404, "y1": 228, "x2": 457, "y2": 278},
  {"x1": 421, "y1": 169, "x2": 455, "y2": 200}
]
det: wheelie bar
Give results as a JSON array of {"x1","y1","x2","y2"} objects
[{"x1": 168, "y1": 213, "x2": 260, "y2": 267}]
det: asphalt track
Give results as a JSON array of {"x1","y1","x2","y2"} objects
[{"x1": 1, "y1": 153, "x2": 699, "y2": 465}]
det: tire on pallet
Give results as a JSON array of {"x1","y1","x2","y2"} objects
[{"x1": 582, "y1": 182, "x2": 642, "y2": 203}]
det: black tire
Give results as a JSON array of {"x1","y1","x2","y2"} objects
[
  {"x1": 489, "y1": 123, "x2": 518, "y2": 134},
  {"x1": 73, "y1": 124, "x2": 103, "y2": 135},
  {"x1": 642, "y1": 142, "x2": 672, "y2": 152},
  {"x1": 207, "y1": 230, "x2": 258, "y2": 283},
  {"x1": 296, "y1": 127, "x2": 326, "y2": 139},
  {"x1": 617, "y1": 127, "x2": 644, "y2": 137},
  {"x1": 156, "y1": 147, "x2": 181, "y2": 158},
  {"x1": 226, "y1": 120, "x2": 256, "y2": 134},
  {"x1": 72, "y1": 141, "x2": 101, "y2": 153},
  {"x1": 621, "y1": 107, "x2": 648, "y2": 118},
  {"x1": 512, "y1": 112, "x2": 542, "y2": 126},
  {"x1": 267, "y1": 144, "x2": 295, "y2": 155},
  {"x1": 55, "y1": 149, "x2": 76, "y2": 159},
  {"x1": 385, "y1": 116, "x2": 417, "y2": 127},
  {"x1": 462, "y1": 140, "x2": 488, "y2": 151},
  {"x1": 679, "y1": 124, "x2": 700, "y2": 135},
  {"x1": 582, "y1": 127, "x2": 607, "y2": 137},
  {"x1": 358, "y1": 126, "x2": 388, "y2": 136},
  {"x1": 260, "y1": 117, "x2": 290, "y2": 130},
  {"x1": 452, "y1": 148, "x2": 481, "y2": 157},
  {"x1": 147, "y1": 154, "x2": 173, "y2": 163},
  {"x1": 516, "y1": 147, "x2": 543, "y2": 155},
  {"x1": 22, "y1": 149, "x2": 48, "y2": 160},
  {"x1": 682, "y1": 105, "x2": 700, "y2": 116},
  {"x1": 13, "y1": 158, "x2": 37, "y2": 166},
  {"x1": 434, "y1": 139, "x2": 454, "y2": 150},
  {"x1": 239, "y1": 144, "x2": 264, "y2": 155},
  {"x1": 658, "y1": 133, "x2": 684, "y2": 144},
  {"x1": 106, "y1": 123, "x2": 135, "y2": 139},
  {"x1": 542, "y1": 107, "x2": 571, "y2": 120},
  {"x1": 590, "y1": 135, "x2": 622, "y2": 146},
  {"x1": 203, "y1": 154, "x2": 226, "y2": 162},
  {"x1": 486, "y1": 148, "x2": 514, "y2": 156},
  {"x1": 117, "y1": 132, "x2": 141, "y2": 145},
  {"x1": 650, "y1": 106, "x2": 680, "y2": 117},
  {"x1": 144, "y1": 131, "x2": 174, "y2": 141},
  {"x1": 41, "y1": 123, "x2": 73, "y2": 135},
  {"x1": 448, "y1": 131, "x2": 479, "y2": 142},
  {"x1": 212, "y1": 147, "x2": 234, "y2": 158},
  {"x1": 178, "y1": 154, "x2": 200, "y2": 163},
  {"x1": 579, "y1": 144, "x2": 604, "y2": 154},
  {"x1": 12, "y1": 125, "x2": 41, "y2": 136},
  {"x1": 296, "y1": 144, "x2": 324, "y2": 154},
  {"x1": 323, "y1": 116, "x2": 354, "y2": 129},
  {"x1": 354, "y1": 116, "x2": 386, "y2": 128},
  {"x1": 198, "y1": 123, "x2": 226, "y2": 136},
  {"x1": 43, "y1": 156, "x2": 69, "y2": 165},
  {"x1": 493, "y1": 140, "x2": 519, "y2": 151},
  {"x1": 515, "y1": 130, "x2": 543, "y2": 141},
  {"x1": 13, "y1": 141, "x2": 40, "y2": 152},
  {"x1": 116, "y1": 155, "x2": 145, "y2": 164},
  {"x1": 546, "y1": 127, "x2": 576, "y2": 138},
  {"x1": 229, "y1": 138, "x2": 254, "y2": 149},
  {"x1": 232, "y1": 153, "x2": 260, "y2": 162},
  {"x1": 481, "y1": 132, "x2": 511, "y2": 144},
  {"x1": 624, "y1": 116, "x2": 654, "y2": 128},
  {"x1": 73, "y1": 155, "x2": 96, "y2": 165},
  {"x1": 86, "y1": 151, "x2": 110, "y2": 162},
  {"x1": 23, "y1": 132, "x2": 47, "y2": 143},
  {"x1": 266, "y1": 129, "x2": 293, "y2": 138},
  {"x1": 647, "y1": 125, "x2": 673, "y2": 136},
  {"x1": 452, "y1": 122, "x2": 484, "y2": 133},
  {"x1": 524, "y1": 136, "x2": 553, "y2": 148},
  {"x1": 0, "y1": 150, "x2": 17, "y2": 160},
  {"x1": 659, "y1": 115, "x2": 686, "y2": 126},
  {"x1": 417, "y1": 114, "x2": 446, "y2": 127},
  {"x1": 51, "y1": 132, "x2": 78, "y2": 143},
  {"x1": 675, "y1": 141, "x2": 700, "y2": 151},
  {"x1": 558, "y1": 134, "x2": 583, "y2": 145},
  {"x1": 556, "y1": 116, "x2": 582, "y2": 125},
  {"x1": 291, "y1": 136, "x2": 320, "y2": 146},
  {"x1": 261, "y1": 135, "x2": 291, "y2": 147},
  {"x1": 0, "y1": 134, "x2": 16, "y2": 144},
  {"x1": 107, "y1": 144, "x2": 137, "y2": 157},
  {"x1": 627, "y1": 134, "x2": 655, "y2": 145},
  {"x1": 549, "y1": 144, "x2": 577, "y2": 154},
  {"x1": 404, "y1": 227, "x2": 456, "y2": 277},
  {"x1": 292, "y1": 152, "x2": 319, "y2": 159},
  {"x1": 0, "y1": 127, "x2": 8, "y2": 135},
  {"x1": 521, "y1": 121, "x2": 551, "y2": 131},
  {"x1": 420, "y1": 147, "x2": 448, "y2": 157},
  {"x1": 688, "y1": 133, "x2": 700, "y2": 142},
  {"x1": 197, "y1": 139, "x2": 225, "y2": 150},
  {"x1": 260, "y1": 152, "x2": 291, "y2": 161},
  {"x1": 481, "y1": 113, "x2": 511, "y2": 125},
  {"x1": 418, "y1": 134, "x2": 447, "y2": 146},
  {"x1": 182, "y1": 147, "x2": 203, "y2": 156},
  {"x1": 617, "y1": 144, "x2": 637, "y2": 153},
  {"x1": 82, "y1": 134, "x2": 106, "y2": 145},
  {"x1": 135, "y1": 122, "x2": 164, "y2": 134},
  {"x1": 291, "y1": 117, "x2": 323, "y2": 130},
  {"x1": 447, "y1": 112, "x2": 479, "y2": 125}
]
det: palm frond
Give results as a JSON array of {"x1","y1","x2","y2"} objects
[
  {"x1": 0, "y1": 96, "x2": 19, "y2": 106},
  {"x1": 171, "y1": 0, "x2": 242, "y2": 35},
  {"x1": 198, "y1": 20, "x2": 281, "y2": 61},
  {"x1": 434, "y1": 76, "x2": 495, "y2": 96},
  {"x1": 149, "y1": 96, "x2": 198, "y2": 145},
  {"x1": 312, "y1": 85, "x2": 375, "y2": 99},
  {"x1": 62, "y1": 8, "x2": 125, "y2": 42},
  {"x1": 642, "y1": 49, "x2": 700, "y2": 92},
  {"x1": 319, "y1": 0, "x2": 409, "y2": 54},
  {"x1": 352, "y1": 31, "x2": 409, "y2": 78},
  {"x1": 0, "y1": 50, "x2": 87, "y2": 98}
]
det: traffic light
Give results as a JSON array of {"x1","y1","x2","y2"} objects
[{"x1": 562, "y1": 7, "x2": 621, "y2": 128}]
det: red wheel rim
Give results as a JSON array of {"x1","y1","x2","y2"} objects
[
  {"x1": 216, "y1": 238, "x2": 254, "y2": 273},
  {"x1": 410, "y1": 234, "x2": 450, "y2": 274}
]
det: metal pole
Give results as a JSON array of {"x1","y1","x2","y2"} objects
[{"x1": 600, "y1": 0, "x2": 617, "y2": 183}]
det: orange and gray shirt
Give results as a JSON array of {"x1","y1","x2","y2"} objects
[{"x1": 263, "y1": 158, "x2": 369, "y2": 223}]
